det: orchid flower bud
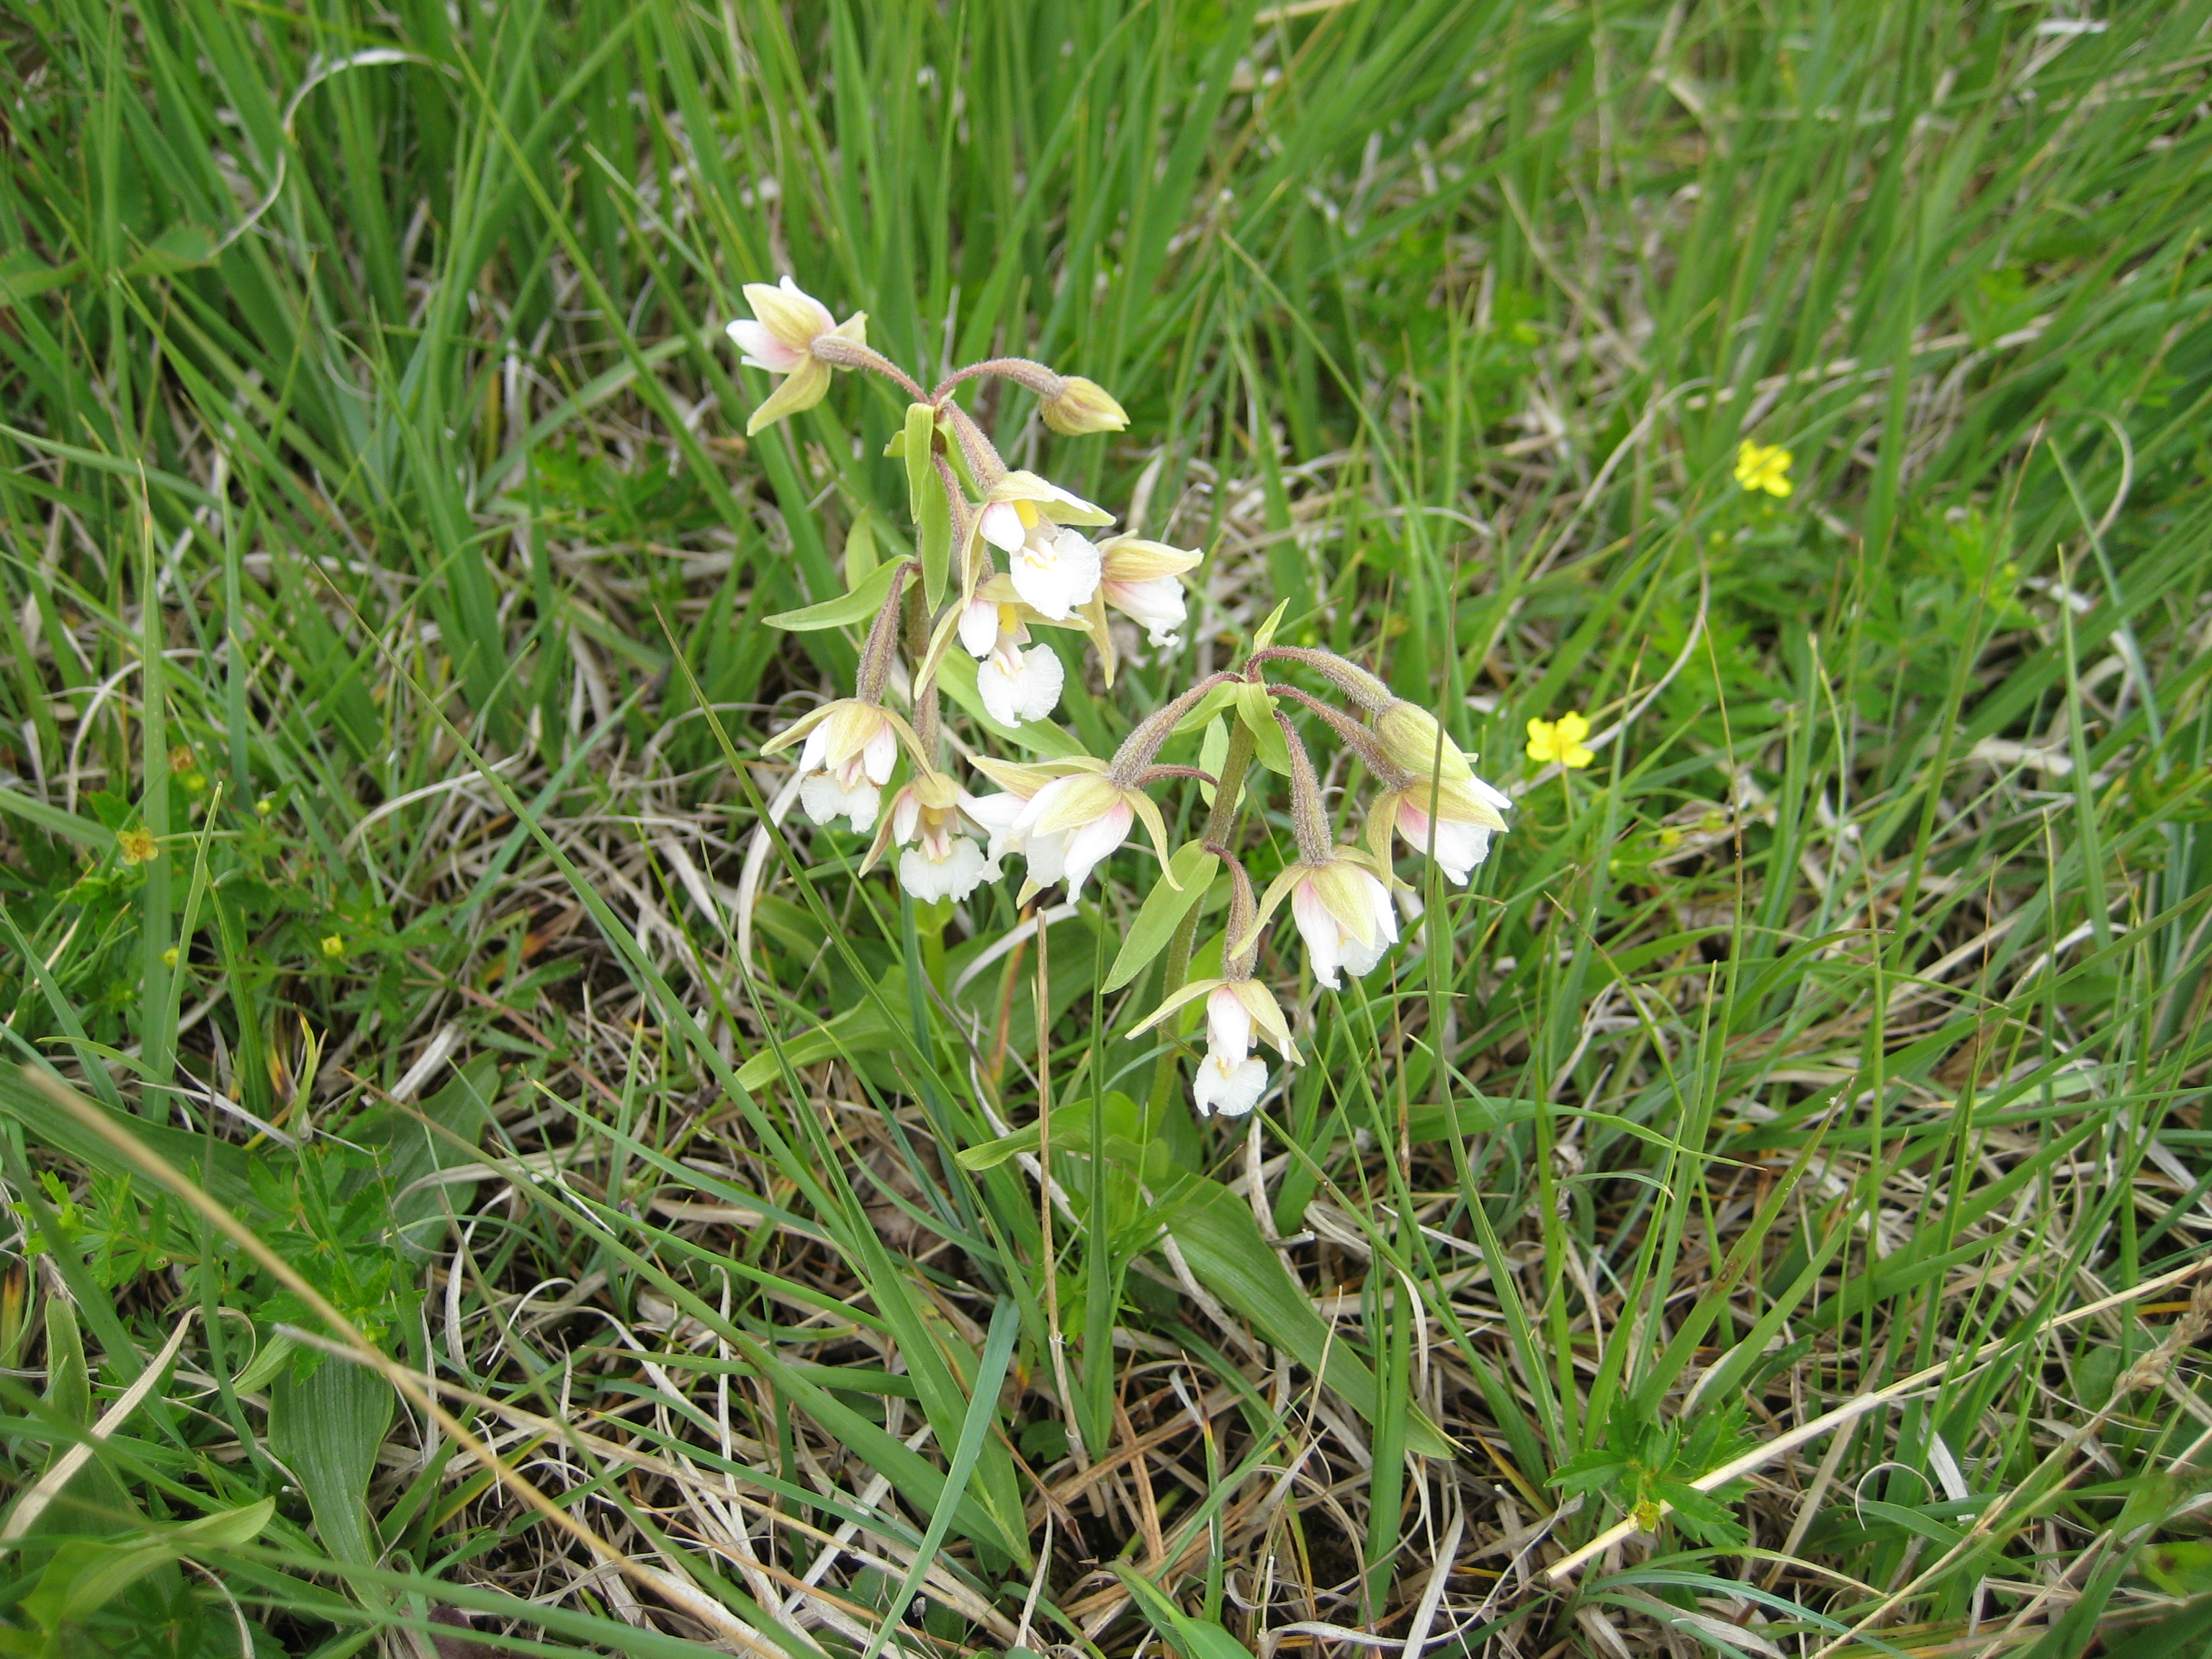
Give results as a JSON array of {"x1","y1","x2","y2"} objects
[
  {"x1": 1040, "y1": 375, "x2": 1129, "y2": 436},
  {"x1": 1372, "y1": 699, "x2": 1479, "y2": 786},
  {"x1": 727, "y1": 276, "x2": 868, "y2": 435}
]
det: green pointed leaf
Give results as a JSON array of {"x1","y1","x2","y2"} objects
[
  {"x1": 917, "y1": 467, "x2": 953, "y2": 613},
  {"x1": 1164, "y1": 1177, "x2": 1453, "y2": 1457},
  {"x1": 902, "y1": 401, "x2": 935, "y2": 522},
  {"x1": 1105, "y1": 843, "x2": 1218, "y2": 992},
  {"x1": 842, "y1": 513, "x2": 881, "y2": 590},
  {"x1": 123, "y1": 222, "x2": 218, "y2": 278},
  {"x1": 1249, "y1": 598, "x2": 1291, "y2": 652},
  {"x1": 270, "y1": 1359, "x2": 393, "y2": 1570},
  {"x1": 1235, "y1": 683, "x2": 1291, "y2": 773},
  {"x1": 1111, "y1": 1560, "x2": 1256, "y2": 1659},
  {"x1": 763, "y1": 558, "x2": 905, "y2": 631}
]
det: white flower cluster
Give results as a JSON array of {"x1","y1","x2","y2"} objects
[{"x1": 737, "y1": 279, "x2": 1511, "y2": 1120}]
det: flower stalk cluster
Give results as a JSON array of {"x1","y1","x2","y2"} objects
[{"x1": 737, "y1": 278, "x2": 1511, "y2": 1120}]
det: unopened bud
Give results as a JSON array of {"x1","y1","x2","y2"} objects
[
  {"x1": 1374, "y1": 701, "x2": 1475, "y2": 785},
  {"x1": 1040, "y1": 376, "x2": 1128, "y2": 436}
]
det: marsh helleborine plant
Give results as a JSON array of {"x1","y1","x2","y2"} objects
[{"x1": 740, "y1": 279, "x2": 1510, "y2": 1120}]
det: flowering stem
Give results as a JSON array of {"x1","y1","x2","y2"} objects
[
  {"x1": 1271, "y1": 683, "x2": 1408, "y2": 785},
  {"x1": 1146, "y1": 718, "x2": 1258, "y2": 1114},
  {"x1": 1105, "y1": 674, "x2": 1238, "y2": 787},
  {"x1": 932, "y1": 356, "x2": 1064, "y2": 402},
  {"x1": 935, "y1": 401, "x2": 1008, "y2": 492},
  {"x1": 1276, "y1": 711, "x2": 1336, "y2": 866},
  {"x1": 854, "y1": 565, "x2": 914, "y2": 704},
  {"x1": 1216, "y1": 850, "x2": 1260, "y2": 979},
  {"x1": 806, "y1": 335, "x2": 928, "y2": 402},
  {"x1": 904, "y1": 575, "x2": 940, "y2": 757},
  {"x1": 1249, "y1": 645, "x2": 1393, "y2": 713}
]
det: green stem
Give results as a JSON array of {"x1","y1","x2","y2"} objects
[{"x1": 1147, "y1": 720, "x2": 1257, "y2": 1114}]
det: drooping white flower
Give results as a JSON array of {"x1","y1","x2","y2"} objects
[
  {"x1": 871, "y1": 774, "x2": 1004, "y2": 903},
  {"x1": 1128, "y1": 974, "x2": 1301, "y2": 1121},
  {"x1": 763, "y1": 698, "x2": 903, "y2": 834},
  {"x1": 1246, "y1": 848, "x2": 1399, "y2": 989},
  {"x1": 1372, "y1": 773, "x2": 1513, "y2": 885},
  {"x1": 1097, "y1": 536, "x2": 1200, "y2": 648},
  {"x1": 1008, "y1": 773, "x2": 1136, "y2": 894},
  {"x1": 962, "y1": 599, "x2": 1065, "y2": 727},
  {"x1": 974, "y1": 472, "x2": 1112, "y2": 620}
]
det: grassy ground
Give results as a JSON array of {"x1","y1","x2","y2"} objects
[{"x1": 3, "y1": 2, "x2": 2211, "y2": 1655}]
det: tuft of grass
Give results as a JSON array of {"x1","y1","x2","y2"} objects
[{"x1": 1, "y1": 2, "x2": 2210, "y2": 1655}]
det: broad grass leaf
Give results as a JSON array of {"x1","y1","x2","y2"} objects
[
  {"x1": 1111, "y1": 1560, "x2": 1254, "y2": 1659},
  {"x1": 270, "y1": 1359, "x2": 393, "y2": 1573},
  {"x1": 0, "y1": 1066, "x2": 258, "y2": 1218},
  {"x1": 1163, "y1": 1177, "x2": 1452, "y2": 1457}
]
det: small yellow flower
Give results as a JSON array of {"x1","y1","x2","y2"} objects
[
  {"x1": 160, "y1": 946, "x2": 180, "y2": 968},
  {"x1": 1734, "y1": 440, "x2": 1794, "y2": 497},
  {"x1": 1526, "y1": 711, "x2": 1594, "y2": 769},
  {"x1": 320, "y1": 935, "x2": 346, "y2": 959},
  {"x1": 116, "y1": 827, "x2": 158, "y2": 865}
]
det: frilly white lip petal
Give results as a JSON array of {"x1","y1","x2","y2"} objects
[
  {"x1": 1012, "y1": 527, "x2": 1102, "y2": 619},
  {"x1": 899, "y1": 837, "x2": 991, "y2": 903},
  {"x1": 979, "y1": 644, "x2": 1064, "y2": 727},
  {"x1": 1194, "y1": 1054, "x2": 1268, "y2": 1118},
  {"x1": 800, "y1": 773, "x2": 878, "y2": 834}
]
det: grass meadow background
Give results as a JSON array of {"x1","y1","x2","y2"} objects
[{"x1": 4, "y1": 1, "x2": 2212, "y2": 1655}]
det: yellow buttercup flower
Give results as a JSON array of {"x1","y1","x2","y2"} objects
[
  {"x1": 1734, "y1": 440, "x2": 1794, "y2": 497},
  {"x1": 320, "y1": 935, "x2": 346, "y2": 959},
  {"x1": 1526, "y1": 711, "x2": 1594, "y2": 769}
]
